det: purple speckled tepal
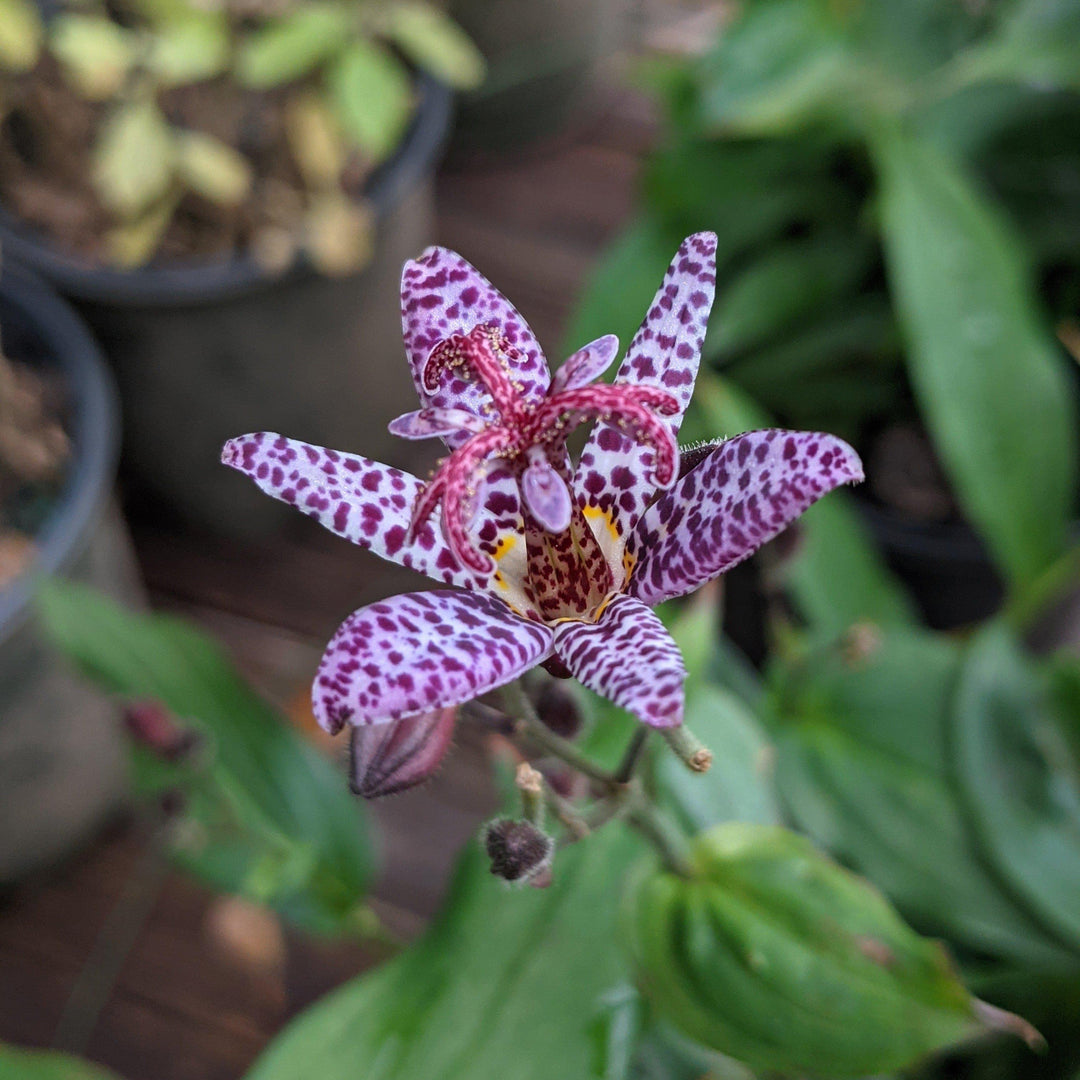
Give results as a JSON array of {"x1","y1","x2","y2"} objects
[{"x1": 223, "y1": 232, "x2": 863, "y2": 742}]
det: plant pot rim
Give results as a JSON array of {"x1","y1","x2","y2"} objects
[
  {"x1": 0, "y1": 266, "x2": 120, "y2": 644},
  {"x1": 0, "y1": 73, "x2": 452, "y2": 308}
]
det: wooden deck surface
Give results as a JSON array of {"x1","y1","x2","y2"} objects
[{"x1": 0, "y1": 64, "x2": 661, "y2": 1080}]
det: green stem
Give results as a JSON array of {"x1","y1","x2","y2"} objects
[
  {"x1": 613, "y1": 727, "x2": 649, "y2": 784},
  {"x1": 625, "y1": 799, "x2": 694, "y2": 878},
  {"x1": 1005, "y1": 546, "x2": 1080, "y2": 637},
  {"x1": 501, "y1": 682, "x2": 618, "y2": 786}
]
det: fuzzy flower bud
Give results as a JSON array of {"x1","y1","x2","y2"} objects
[
  {"x1": 123, "y1": 701, "x2": 200, "y2": 763},
  {"x1": 484, "y1": 818, "x2": 554, "y2": 883}
]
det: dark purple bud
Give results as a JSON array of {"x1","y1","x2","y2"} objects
[
  {"x1": 678, "y1": 439, "x2": 724, "y2": 480},
  {"x1": 484, "y1": 818, "x2": 554, "y2": 883},
  {"x1": 532, "y1": 678, "x2": 584, "y2": 740},
  {"x1": 123, "y1": 701, "x2": 200, "y2": 763},
  {"x1": 540, "y1": 655, "x2": 573, "y2": 680},
  {"x1": 349, "y1": 707, "x2": 456, "y2": 799}
]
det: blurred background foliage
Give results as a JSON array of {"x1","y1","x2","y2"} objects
[{"x1": 5, "y1": 1, "x2": 1080, "y2": 1078}]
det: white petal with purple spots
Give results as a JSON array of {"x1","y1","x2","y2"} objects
[
  {"x1": 553, "y1": 595, "x2": 686, "y2": 729},
  {"x1": 314, "y1": 591, "x2": 554, "y2": 732},
  {"x1": 628, "y1": 429, "x2": 864, "y2": 607},
  {"x1": 550, "y1": 334, "x2": 619, "y2": 393},
  {"x1": 400, "y1": 246, "x2": 550, "y2": 432},
  {"x1": 575, "y1": 232, "x2": 718, "y2": 548},
  {"x1": 222, "y1": 433, "x2": 483, "y2": 590}
]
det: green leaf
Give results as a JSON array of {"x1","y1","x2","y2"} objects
[
  {"x1": 694, "y1": 0, "x2": 857, "y2": 135},
  {"x1": 327, "y1": 40, "x2": 413, "y2": 162},
  {"x1": 92, "y1": 100, "x2": 176, "y2": 219},
  {"x1": 246, "y1": 823, "x2": 644, "y2": 1080},
  {"x1": 656, "y1": 684, "x2": 780, "y2": 833},
  {"x1": 873, "y1": 124, "x2": 1078, "y2": 588},
  {"x1": 50, "y1": 15, "x2": 136, "y2": 100},
  {"x1": 105, "y1": 191, "x2": 180, "y2": 267},
  {"x1": 37, "y1": 579, "x2": 374, "y2": 934},
  {"x1": 947, "y1": 0, "x2": 1080, "y2": 91},
  {"x1": 704, "y1": 233, "x2": 872, "y2": 360},
  {"x1": 0, "y1": 0, "x2": 42, "y2": 72},
  {"x1": 147, "y1": 11, "x2": 230, "y2": 86},
  {"x1": 561, "y1": 215, "x2": 683, "y2": 363},
  {"x1": 176, "y1": 130, "x2": 252, "y2": 205},
  {"x1": 626, "y1": 822, "x2": 1029, "y2": 1075},
  {"x1": 0, "y1": 1044, "x2": 122, "y2": 1080},
  {"x1": 773, "y1": 626, "x2": 1073, "y2": 965},
  {"x1": 386, "y1": 2, "x2": 484, "y2": 90},
  {"x1": 952, "y1": 621, "x2": 1080, "y2": 952},
  {"x1": 236, "y1": 3, "x2": 351, "y2": 88}
]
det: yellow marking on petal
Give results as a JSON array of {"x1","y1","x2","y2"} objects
[
  {"x1": 622, "y1": 550, "x2": 636, "y2": 581},
  {"x1": 582, "y1": 504, "x2": 621, "y2": 545},
  {"x1": 494, "y1": 535, "x2": 517, "y2": 560}
]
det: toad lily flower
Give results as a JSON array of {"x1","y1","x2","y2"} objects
[{"x1": 222, "y1": 233, "x2": 862, "y2": 738}]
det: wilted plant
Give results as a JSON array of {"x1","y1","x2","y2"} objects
[{"x1": 0, "y1": 0, "x2": 483, "y2": 271}]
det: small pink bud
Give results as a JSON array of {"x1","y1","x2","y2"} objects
[
  {"x1": 123, "y1": 701, "x2": 199, "y2": 762},
  {"x1": 349, "y1": 707, "x2": 456, "y2": 799},
  {"x1": 484, "y1": 818, "x2": 554, "y2": 883}
]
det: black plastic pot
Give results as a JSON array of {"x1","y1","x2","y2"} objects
[
  {"x1": 856, "y1": 496, "x2": 1006, "y2": 630},
  {"x1": 0, "y1": 266, "x2": 141, "y2": 883},
  {"x1": 449, "y1": 0, "x2": 627, "y2": 155},
  {"x1": 0, "y1": 76, "x2": 453, "y2": 539}
]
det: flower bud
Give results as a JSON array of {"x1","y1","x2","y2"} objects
[
  {"x1": 123, "y1": 701, "x2": 200, "y2": 762},
  {"x1": 484, "y1": 818, "x2": 554, "y2": 883},
  {"x1": 349, "y1": 707, "x2": 456, "y2": 799},
  {"x1": 532, "y1": 678, "x2": 584, "y2": 739}
]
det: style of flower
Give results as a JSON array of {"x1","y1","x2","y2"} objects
[{"x1": 222, "y1": 233, "x2": 862, "y2": 742}]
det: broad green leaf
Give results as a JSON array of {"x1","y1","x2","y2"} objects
[
  {"x1": 0, "y1": 0, "x2": 42, "y2": 72},
  {"x1": 0, "y1": 1044, "x2": 122, "y2": 1080},
  {"x1": 176, "y1": 130, "x2": 252, "y2": 205},
  {"x1": 327, "y1": 40, "x2": 412, "y2": 162},
  {"x1": 148, "y1": 11, "x2": 230, "y2": 86},
  {"x1": 873, "y1": 124, "x2": 1078, "y2": 588},
  {"x1": 50, "y1": 15, "x2": 136, "y2": 100},
  {"x1": 785, "y1": 493, "x2": 917, "y2": 634},
  {"x1": 695, "y1": 0, "x2": 857, "y2": 135},
  {"x1": 236, "y1": 3, "x2": 351, "y2": 88},
  {"x1": 657, "y1": 685, "x2": 779, "y2": 833},
  {"x1": 92, "y1": 100, "x2": 176, "y2": 219},
  {"x1": 773, "y1": 626, "x2": 1073, "y2": 965},
  {"x1": 626, "y1": 823, "x2": 1026, "y2": 1075},
  {"x1": 952, "y1": 622, "x2": 1080, "y2": 952},
  {"x1": 37, "y1": 579, "x2": 374, "y2": 935},
  {"x1": 386, "y1": 2, "x2": 484, "y2": 90},
  {"x1": 247, "y1": 823, "x2": 644, "y2": 1080},
  {"x1": 561, "y1": 215, "x2": 682, "y2": 363},
  {"x1": 946, "y1": 0, "x2": 1080, "y2": 91},
  {"x1": 704, "y1": 233, "x2": 872, "y2": 360}
]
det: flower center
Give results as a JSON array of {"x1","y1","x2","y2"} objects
[{"x1": 395, "y1": 323, "x2": 680, "y2": 618}]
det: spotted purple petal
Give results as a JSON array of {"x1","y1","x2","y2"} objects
[
  {"x1": 388, "y1": 407, "x2": 487, "y2": 441},
  {"x1": 314, "y1": 590, "x2": 554, "y2": 732},
  {"x1": 575, "y1": 232, "x2": 718, "y2": 545},
  {"x1": 222, "y1": 433, "x2": 484, "y2": 590},
  {"x1": 400, "y1": 247, "x2": 550, "y2": 431},
  {"x1": 553, "y1": 594, "x2": 686, "y2": 729},
  {"x1": 628, "y1": 429, "x2": 864, "y2": 608},
  {"x1": 349, "y1": 706, "x2": 457, "y2": 798},
  {"x1": 549, "y1": 334, "x2": 620, "y2": 394}
]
